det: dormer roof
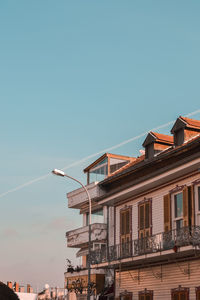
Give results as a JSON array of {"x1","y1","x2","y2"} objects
[
  {"x1": 83, "y1": 153, "x2": 135, "y2": 173},
  {"x1": 171, "y1": 116, "x2": 200, "y2": 133},
  {"x1": 142, "y1": 131, "x2": 173, "y2": 147}
]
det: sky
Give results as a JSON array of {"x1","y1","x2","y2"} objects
[{"x1": 1, "y1": 0, "x2": 200, "y2": 292}]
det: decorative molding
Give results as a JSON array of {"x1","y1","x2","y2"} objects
[
  {"x1": 192, "y1": 178, "x2": 200, "y2": 185},
  {"x1": 139, "y1": 288, "x2": 153, "y2": 295},
  {"x1": 171, "y1": 285, "x2": 189, "y2": 293},
  {"x1": 138, "y1": 197, "x2": 152, "y2": 205},
  {"x1": 169, "y1": 184, "x2": 186, "y2": 194}
]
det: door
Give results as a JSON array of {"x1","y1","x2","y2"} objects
[{"x1": 120, "y1": 208, "x2": 132, "y2": 257}]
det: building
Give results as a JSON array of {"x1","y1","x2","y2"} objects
[
  {"x1": 65, "y1": 154, "x2": 134, "y2": 299},
  {"x1": 66, "y1": 116, "x2": 200, "y2": 300},
  {"x1": 37, "y1": 284, "x2": 66, "y2": 300},
  {"x1": 5, "y1": 281, "x2": 37, "y2": 300}
]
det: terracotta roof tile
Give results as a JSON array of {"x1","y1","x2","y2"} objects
[
  {"x1": 181, "y1": 116, "x2": 200, "y2": 129},
  {"x1": 151, "y1": 132, "x2": 173, "y2": 144},
  {"x1": 108, "y1": 155, "x2": 145, "y2": 177},
  {"x1": 106, "y1": 133, "x2": 200, "y2": 181}
]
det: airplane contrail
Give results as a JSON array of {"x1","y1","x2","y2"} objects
[{"x1": 0, "y1": 108, "x2": 200, "y2": 199}]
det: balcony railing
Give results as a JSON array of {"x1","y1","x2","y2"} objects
[{"x1": 90, "y1": 226, "x2": 200, "y2": 265}]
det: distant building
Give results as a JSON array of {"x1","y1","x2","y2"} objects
[
  {"x1": 5, "y1": 281, "x2": 37, "y2": 300},
  {"x1": 37, "y1": 285, "x2": 66, "y2": 300}
]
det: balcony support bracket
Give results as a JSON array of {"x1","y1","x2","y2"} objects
[
  {"x1": 150, "y1": 265, "x2": 163, "y2": 281},
  {"x1": 175, "y1": 261, "x2": 190, "y2": 278}
]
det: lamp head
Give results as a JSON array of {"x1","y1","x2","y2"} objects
[{"x1": 52, "y1": 169, "x2": 65, "y2": 177}]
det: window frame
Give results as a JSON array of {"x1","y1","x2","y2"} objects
[
  {"x1": 194, "y1": 184, "x2": 200, "y2": 225},
  {"x1": 171, "y1": 286, "x2": 189, "y2": 300},
  {"x1": 120, "y1": 291, "x2": 132, "y2": 300},
  {"x1": 138, "y1": 289, "x2": 153, "y2": 300},
  {"x1": 171, "y1": 191, "x2": 184, "y2": 231}
]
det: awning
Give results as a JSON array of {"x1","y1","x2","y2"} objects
[{"x1": 76, "y1": 248, "x2": 89, "y2": 257}]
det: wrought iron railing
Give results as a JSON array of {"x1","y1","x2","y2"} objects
[{"x1": 90, "y1": 226, "x2": 200, "y2": 265}]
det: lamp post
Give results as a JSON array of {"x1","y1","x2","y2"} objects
[{"x1": 52, "y1": 169, "x2": 92, "y2": 300}]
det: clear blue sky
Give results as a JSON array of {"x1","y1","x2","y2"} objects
[{"x1": 0, "y1": 0, "x2": 200, "y2": 291}]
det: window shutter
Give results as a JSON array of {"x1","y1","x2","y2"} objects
[
  {"x1": 188, "y1": 185, "x2": 195, "y2": 227},
  {"x1": 126, "y1": 210, "x2": 130, "y2": 234},
  {"x1": 120, "y1": 212, "x2": 123, "y2": 235},
  {"x1": 139, "y1": 205, "x2": 144, "y2": 230},
  {"x1": 196, "y1": 290, "x2": 200, "y2": 300},
  {"x1": 183, "y1": 186, "x2": 189, "y2": 227},
  {"x1": 164, "y1": 194, "x2": 171, "y2": 232},
  {"x1": 145, "y1": 202, "x2": 150, "y2": 229}
]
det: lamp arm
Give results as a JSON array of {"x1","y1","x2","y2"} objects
[{"x1": 64, "y1": 174, "x2": 92, "y2": 225}]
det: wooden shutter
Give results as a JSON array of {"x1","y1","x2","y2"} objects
[
  {"x1": 197, "y1": 290, "x2": 200, "y2": 300},
  {"x1": 164, "y1": 194, "x2": 171, "y2": 232},
  {"x1": 183, "y1": 186, "x2": 189, "y2": 227},
  {"x1": 196, "y1": 287, "x2": 200, "y2": 300},
  {"x1": 188, "y1": 185, "x2": 195, "y2": 227},
  {"x1": 145, "y1": 202, "x2": 150, "y2": 229},
  {"x1": 120, "y1": 212, "x2": 125, "y2": 235},
  {"x1": 126, "y1": 210, "x2": 130, "y2": 234},
  {"x1": 139, "y1": 205, "x2": 144, "y2": 230}
]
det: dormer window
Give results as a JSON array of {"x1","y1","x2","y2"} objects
[
  {"x1": 89, "y1": 158, "x2": 108, "y2": 183},
  {"x1": 142, "y1": 132, "x2": 173, "y2": 160},
  {"x1": 171, "y1": 116, "x2": 200, "y2": 146},
  {"x1": 84, "y1": 153, "x2": 134, "y2": 184}
]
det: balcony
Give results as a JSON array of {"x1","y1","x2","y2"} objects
[
  {"x1": 90, "y1": 226, "x2": 200, "y2": 265},
  {"x1": 66, "y1": 223, "x2": 107, "y2": 248},
  {"x1": 65, "y1": 272, "x2": 105, "y2": 295},
  {"x1": 67, "y1": 182, "x2": 104, "y2": 209}
]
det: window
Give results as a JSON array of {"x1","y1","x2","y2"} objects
[
  {"x1": 194, "y1": 184, "x2": 200, "y2": 225},
  {"x1": 86, "y1": 209, "x2": 104, "y2": 225},
  {"x1": 89, "y1": 158, "x2": 108, "y2": 183},
  {"x1": 120, "y1": 292, "x2": 132, "y2": 300},
  {"x1": 139, "y1": 289, "x2": 153, "y2": 300},
  {"x1": 171, "y1": 287, "x2": 189, "y2": 300},
  {"x1": 109, "y1": 157, "x2": 128, "y2": 174},
  {"x1": 173, "y1": 192, "x2": 183, "y2": 231}
]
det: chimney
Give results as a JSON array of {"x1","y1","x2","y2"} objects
[
  {"x1": 7, "y1": 282, "x2": 12, "y2": 289},
  {"x1": 171, "y1": 116, "x2": 200, "y2": 146},
  {"x1": 19, "y1": 286, "x2": 25, "y2": 293},
  {"x1": 142, "y1": 132, "x2": 173, "y2": 160},
  {"x1": 27, "y1": 284, "x2": 31, "y2": 293},
  {"x1": 14, "y1": 282, "x2": 19, "y2": 292}
]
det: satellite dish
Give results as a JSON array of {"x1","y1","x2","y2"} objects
[{"x1": 44, "y1": 284, "x2": 49, "y2": 290}]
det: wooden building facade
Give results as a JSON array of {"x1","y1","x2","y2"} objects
[{"x1": 89, "y1": 116, "x2": 200, "y2": 300}]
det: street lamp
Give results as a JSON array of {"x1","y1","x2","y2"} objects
[{"x1": 52, "y1": 169, "x2": 92, "y2": 300}]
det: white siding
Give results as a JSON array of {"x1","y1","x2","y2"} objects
[
  {"x1": 115, "y1": 259, "x2": 200, "y2": 300},
  {"x1": 114, "y1": 174, "x2": 200, "y2": 245}
]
